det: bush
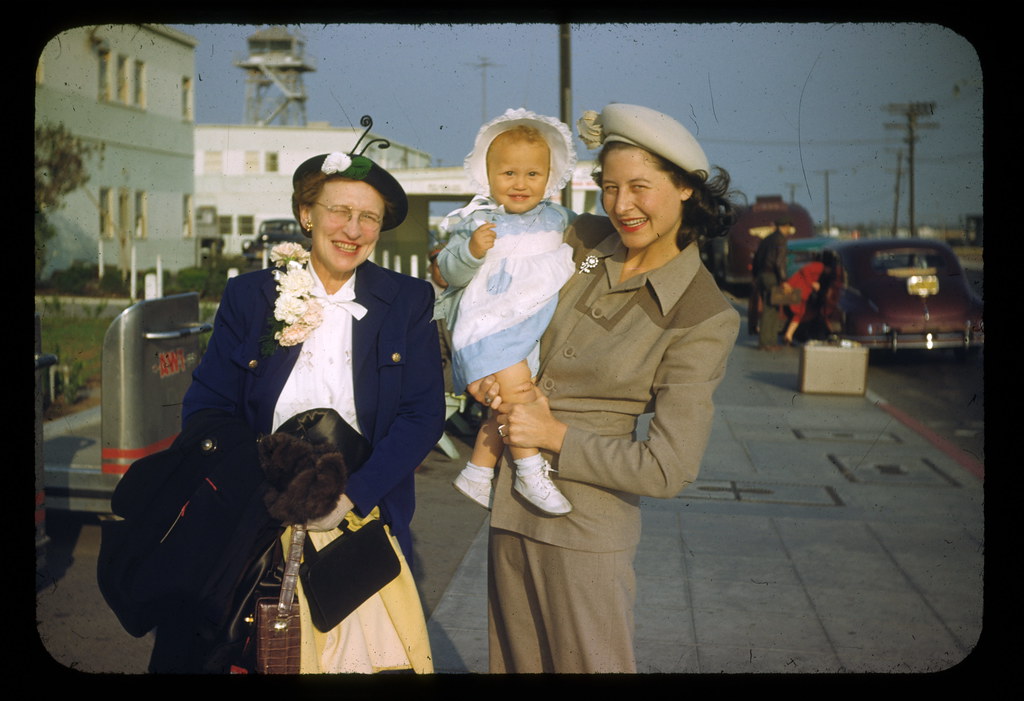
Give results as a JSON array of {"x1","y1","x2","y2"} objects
[
  {"x1": 170, "y1": 267, "x2": 210, "y2": 296},
  {"x1": 95, "y1": 269, "x2": 131, "y2": 296},
  {"x1": 48, "y1": 261, "x2": 97, "y2": 295}
]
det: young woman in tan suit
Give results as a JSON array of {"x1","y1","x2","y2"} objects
[{"x1": 472, "y1": 104, "x2": 741, "y2": 673}]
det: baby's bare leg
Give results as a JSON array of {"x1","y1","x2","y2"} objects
[{"x1": 493, "y1": 360, "x2": 538, "y2": 461}]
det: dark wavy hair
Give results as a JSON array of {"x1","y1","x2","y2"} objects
[{"x1": 594, "y1": 141, "x2": 740, "y2": 250}]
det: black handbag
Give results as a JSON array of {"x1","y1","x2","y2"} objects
[{"x1": 299, "y1": 519, "x2": 401, "y2": 633}]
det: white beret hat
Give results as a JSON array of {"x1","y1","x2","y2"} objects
[
  {"x1": 465, "y1": 108, "x2": 577, "y2": 199},
  {"x1": 577, "y1": 103, "x2": 709, "y2": 176}
]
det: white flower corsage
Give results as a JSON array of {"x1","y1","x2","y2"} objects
[
  {"x1": 322, "y1": 152, "x2": 353, "y2": 175},
  {"x1": 578, "y1": 254, "x2": 599, "y2": 275},
  {"x1": 576, "y1": 110, "x2": 604, "y2": 150},
  {"x1": 261, "y1": 243, "x2": 323, "y2": 355}
]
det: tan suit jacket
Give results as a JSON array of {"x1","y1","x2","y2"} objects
[{"x1": 490, "y1": 214, "x2": 740, "y2": 552}]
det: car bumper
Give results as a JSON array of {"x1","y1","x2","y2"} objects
[{"x1": 842, "y1": 329, "x2": 984, "y2": 351}]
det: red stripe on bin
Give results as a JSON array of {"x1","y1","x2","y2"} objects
[{"x1": 101, "y1": 433, "x2": 179, "y2": 474}]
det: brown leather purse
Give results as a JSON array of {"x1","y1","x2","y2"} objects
[{"x1": 255, "y1": 525, "x2": 305, "y2": 674}]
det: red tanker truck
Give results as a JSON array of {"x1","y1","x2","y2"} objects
[{"x1": 702, "y1": 194, "x2": 816, "y2": 287}]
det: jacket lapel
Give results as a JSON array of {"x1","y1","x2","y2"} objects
[
  {"x1": 351, "y1": 263, "x2": 398, "y2": 441},
  {"x1": 249, "y1": 273, "x2": 301, "y2": 433}
]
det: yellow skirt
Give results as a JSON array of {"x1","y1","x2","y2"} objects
[{"x1": 282, "y1": 509, "x2": 433, "y2": 674}]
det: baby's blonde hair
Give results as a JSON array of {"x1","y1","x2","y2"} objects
[{"x1": 486, "y1": 125, "x2": 549, "y2": 160}]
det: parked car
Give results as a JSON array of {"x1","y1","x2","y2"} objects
[
  {"x1": 820, "y1": 238, "x2": 983, "y2": 354},
  {"x1": 243, "y1": 219, "x2": 309, "y2": 264},
  {"x1": 786, "y1": 236, "x2": 835, "y2": 277}
]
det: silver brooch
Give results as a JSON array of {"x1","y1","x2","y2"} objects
[{"x1": 578, "y1": 255, "x2": 599, "y2": 275}]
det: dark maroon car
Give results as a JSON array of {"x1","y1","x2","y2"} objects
[{"x1": 821, "y1": 238, "x2": 983, "y2": 354}]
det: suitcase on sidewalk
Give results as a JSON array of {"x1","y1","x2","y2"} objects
[{"x1": 799, "y1": 341, "x2": 868, "y2": 396}]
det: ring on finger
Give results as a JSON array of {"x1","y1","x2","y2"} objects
[{"x1": 497, "y1": 424, "x2": 506, "y2": 437}]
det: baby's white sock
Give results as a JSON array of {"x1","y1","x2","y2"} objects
[
  {"x1": 513, "y1": 454, "x2": 546, "y2": 475},
  {"x1": 462, "y1": 461, "x2": 494, "y2": 481}
]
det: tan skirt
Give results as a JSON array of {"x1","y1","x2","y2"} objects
[{"x1": 282, "y1": 509, "x2": 433, "y2": 674}]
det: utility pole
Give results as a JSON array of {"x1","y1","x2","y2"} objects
[
  {"x1": 885, "y1": 102, "x2": 938, "y2": 237},
  {"x1": 890, "y1": 149, "x2": 903, "y2": 237},
  {"x1": 559, "y1": 24, "x2": 573, "y2": 209},
  {"x1": 467, "y1": 57, "x2": 500, "y2": 123},
  {"x1": 814, "y1": 170, "x2": 832, "y2": 235}
]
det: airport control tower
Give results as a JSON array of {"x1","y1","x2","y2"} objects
[{"x1": 236, "y1": 26, "x2": 315, "y2": 126}]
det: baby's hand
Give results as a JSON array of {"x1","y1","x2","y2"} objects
[{"x1": 468, "y1": 222, "x2": 497, "y2": 259}]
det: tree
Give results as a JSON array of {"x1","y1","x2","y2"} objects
[{"x1": 35, "y1": 123, "x2": 100, "y2": 281}]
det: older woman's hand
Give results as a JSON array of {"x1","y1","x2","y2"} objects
[
  {"x1": 306, "y1": 493, "x2": 354, "y2": 532},
  {"x1": 496, "y1": 396, "x2": 567, "y2": 454}
]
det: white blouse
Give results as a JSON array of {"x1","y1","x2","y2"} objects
[{"x1": 271, "y1": 266, "x2": 368, "y2": 433}]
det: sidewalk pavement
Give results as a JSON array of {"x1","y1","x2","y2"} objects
[
  {"x1": 37, "y1": 305, "x2": 990, "y2": 676},
  {"x1": 426, "y1": 327, "x2": 986, "y2": 674}
]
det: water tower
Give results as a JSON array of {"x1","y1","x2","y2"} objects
[{"x1": 235, "y1": 26, "x2": 315, "y2": 126}]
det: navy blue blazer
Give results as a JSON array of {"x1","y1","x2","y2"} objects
[{"x1": 181, "y1": 262, "x2": 446, "y2": 559}]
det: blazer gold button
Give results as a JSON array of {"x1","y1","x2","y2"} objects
[
  {"x1": 391, "y1": 352, "x2": 402, "y2": 363},
  {"x1": 248, "y1": 359, "x2": 258, "y2": 369}
]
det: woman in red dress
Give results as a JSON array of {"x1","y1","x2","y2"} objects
[{"x1": 783, "y1": 260, "x2": 826, "y2": 345}]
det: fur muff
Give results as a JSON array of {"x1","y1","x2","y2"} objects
[{"x1": 258, "y1": 433, "x2": 348, "y2": 524}]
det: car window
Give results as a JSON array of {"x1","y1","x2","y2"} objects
[{"x1": 870, "y1": 249, "x2": 947, "y2": 277}]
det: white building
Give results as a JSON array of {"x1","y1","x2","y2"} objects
[
  {"x1": 36, "y1": 24, "x2": 601, "y2": 283},
  {"x1": 35, "y1": 24, "x2": 198, "y2": 279},
  {"x1": 194, "y1": 122, "x2": 434, "y2": 262}
]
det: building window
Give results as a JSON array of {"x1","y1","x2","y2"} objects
[
  {"x1": 204, "y1": 150, "x2": 223, "y2": 174},
  {"x1": 182, "y1": 76, "x2": 193, "y2": 121},
  {"x1": 133, "y1": 60, "x2": 146, "y2": 108},
  {"x1": 182, "y1": 195, "x2": 194, "y2": 239},
  {"x1": 100, "y1": 187, "x2": 114, "y2": 239},
  {"x1": 245, "y1": 151, "x2": 260, "y2": 172},
  {"x1": 217, "y1": 215, "x2": 233, "y2": 236},
  {"x1": 134, "y1": 191, "x2": 148, "y2": 239},
  {"x1": 118, "y1": 189, "x2": 131, "y2": 242},
  {"x1": 117, "y1": 54, "x2": 130, "y2": 104},
  {"x1": 266, "y1": 152, "x2": 279, "y2": 172},
  {"x1": 238, "y1": 215, "x2": 255, "y2": 236},
  {"x1": 98, "y1": 49, "x2": 111, "y2": 101}
]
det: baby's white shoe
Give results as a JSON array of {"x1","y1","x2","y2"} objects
[
  {"x1": 514, "y1": 461, "x2": 572, "y2": 515},
  {"x1": 453, "y1": 465, "x2": 493, "y2": 510}
]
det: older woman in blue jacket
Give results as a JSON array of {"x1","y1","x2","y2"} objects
[{"x1": 172, "y1": 136, "x2": 445, "y2": 674}]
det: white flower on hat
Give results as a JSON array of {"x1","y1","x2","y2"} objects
[
  {"x1": 576, "y1": 110, "x2": 604, "y2": 150},
  {"x1": 322, "y1": 152, "x2": 353, "y2": 175}
]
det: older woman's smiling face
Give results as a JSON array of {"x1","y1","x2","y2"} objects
[{"x1": 300, "y1": 179, "x2": 385, "y2": 294}]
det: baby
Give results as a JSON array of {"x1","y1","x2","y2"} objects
[{"x1": 434, "y1": 108, "x2": 577, "y2": 515}]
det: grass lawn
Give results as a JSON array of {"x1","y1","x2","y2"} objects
[{"x1": 37, "y1": 314, "x2": 109, "y2": 419}]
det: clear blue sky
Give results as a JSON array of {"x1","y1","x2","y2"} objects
[{"x1": 174, "y1": 22, "x2": 983, "y2": 231}]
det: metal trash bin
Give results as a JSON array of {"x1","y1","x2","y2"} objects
[
  {"x1": 101, "y1": 293, "x2": 212, "y2": 477},
  {"x1": 44, "y1": 293, "x2": 211, "y2": 513}
]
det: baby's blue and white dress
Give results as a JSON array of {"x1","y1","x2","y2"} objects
[{"x1": 434, "y1": 195, "x2": 576, "y2": 393}]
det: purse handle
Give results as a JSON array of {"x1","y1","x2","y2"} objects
[{"x1": 275, "y1": 523, "x2": 306, "y2": 628}]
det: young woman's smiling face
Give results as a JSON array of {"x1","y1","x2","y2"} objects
[
  {"x1": 486, "y1": 135, "x2": 551, "y2": 214},
  {"x1": 301, "y1": 178, "x2": 385, "y2": 293},
  {"x1": 600, "y1": 145, "x2": 693, "y2": 259}
]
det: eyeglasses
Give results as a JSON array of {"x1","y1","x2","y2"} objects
[{"x1": 316, "y1": 202, "x2": 384, "y2": 229}]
